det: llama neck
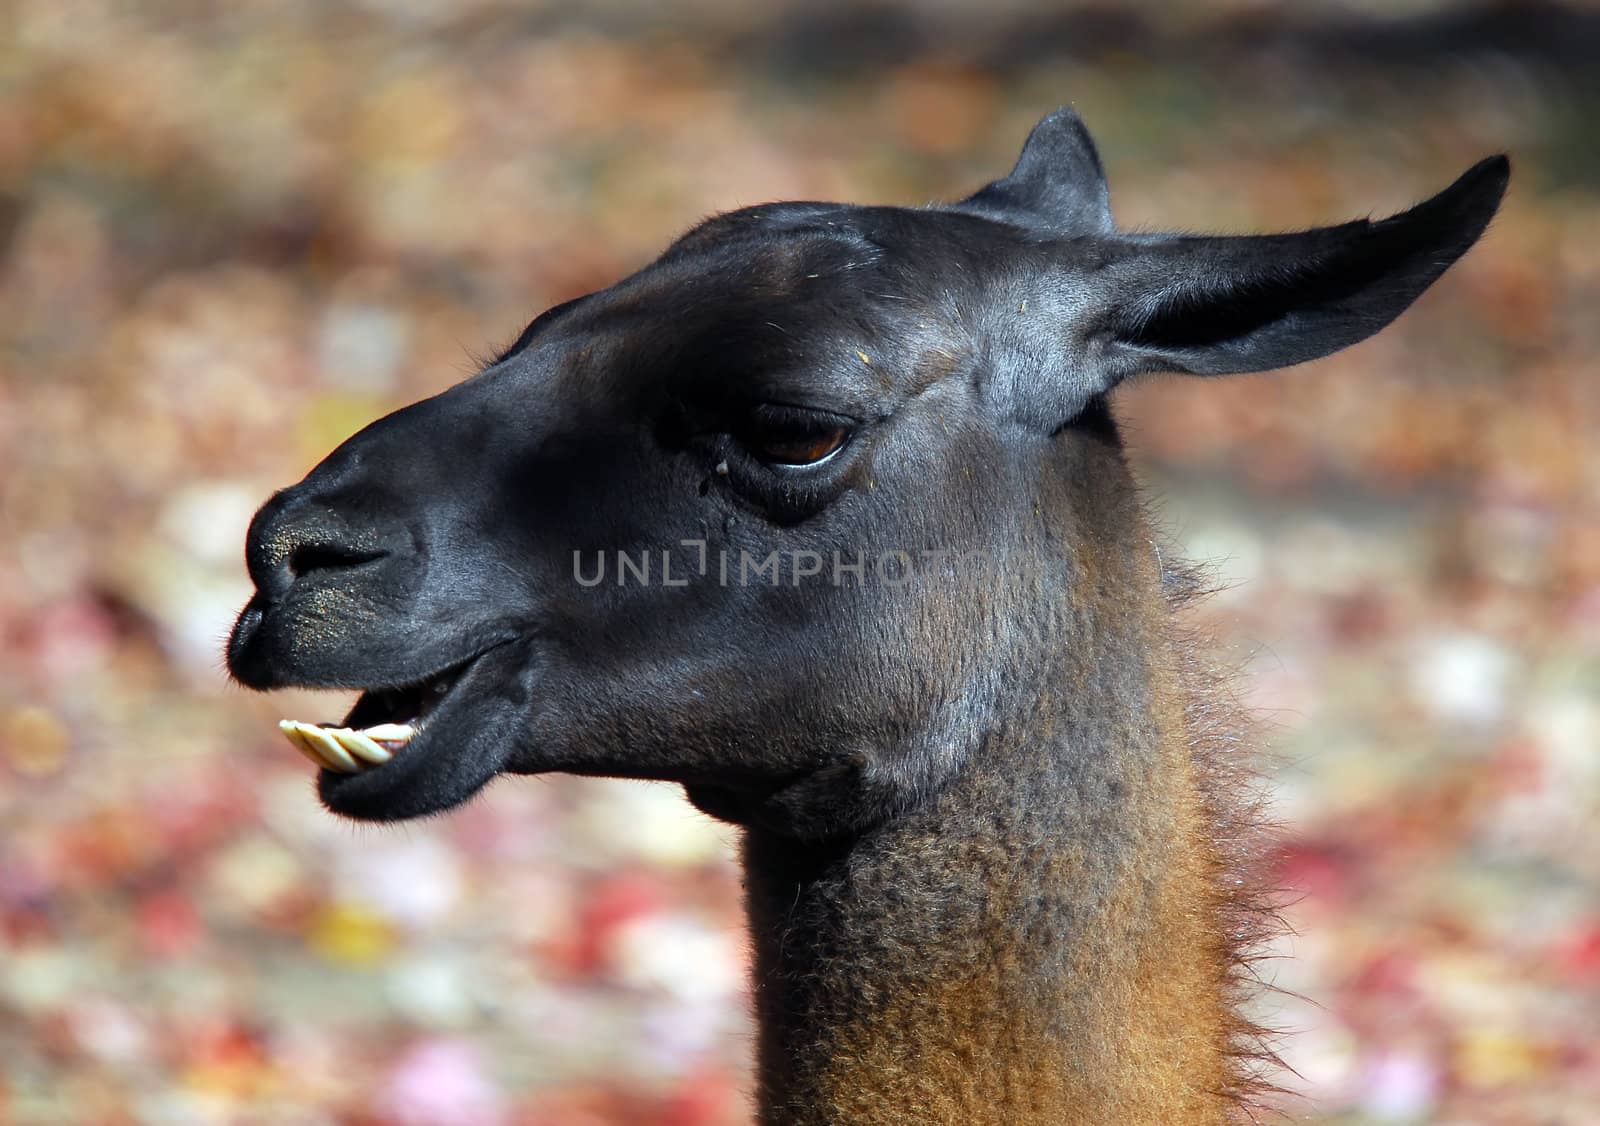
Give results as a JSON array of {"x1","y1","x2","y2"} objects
[{"x1": 742, "y1": 574, "x2": 1239, "y2": 1124}]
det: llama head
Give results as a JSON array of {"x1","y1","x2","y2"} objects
[{"x1": 227, "y1": 110, "x2": 1506, "y2": 834}]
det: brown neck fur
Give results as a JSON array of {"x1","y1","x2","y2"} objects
[{"x1": 742, "y1": 444, "x2": 1275, "y2": 1125}]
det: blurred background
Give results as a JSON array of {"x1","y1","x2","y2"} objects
[{"x1": 2, "y1": 1, "x2": 1597, "y2": 1122}]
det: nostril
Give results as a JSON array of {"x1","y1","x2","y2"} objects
[{"x1": 287, "y1": 542, "x2": 388, "y2": 579}]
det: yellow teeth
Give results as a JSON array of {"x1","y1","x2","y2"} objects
[
  {"x1": 279, "y1": 721, "x2": 334, "y2": 769},
  {"x1": 277, "y1": 720, "x2": 412, "y2": 773},
  {"x1": 336, "y1": 729, "x2": 393, "y2": 764}
]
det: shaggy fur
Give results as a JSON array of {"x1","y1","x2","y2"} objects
[
  {"x1": 1166, "y1": 556, "x2": 1289, "y2": 1117},
  {"x1": 739, "y1": 438, "x2": 1283, "y2": 1125}
]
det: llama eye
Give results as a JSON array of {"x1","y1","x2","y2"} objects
[
  {"x1": 747, "y1": 426, "x2": 848, "y2": 466},
  {"x1": 735, "y1": 410, "x2": 851, "y2": 468}
]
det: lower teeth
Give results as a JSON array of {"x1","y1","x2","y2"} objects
[{"x1": 278, "y1": 720, "x2": 414, "y2": 773}]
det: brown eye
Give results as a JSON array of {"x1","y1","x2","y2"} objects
[
  {"x1": 741, "y1": 421, "x2": 850, "y2": 467},
  {"x1": 733, "y1": 404, "x2": 854, "y2": 468}
]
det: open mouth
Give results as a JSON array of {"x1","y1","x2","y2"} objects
[{"x1": 276, "y1": 655, "x2": 480, "y2": 774}]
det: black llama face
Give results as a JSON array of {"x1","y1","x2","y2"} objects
[{"x1": 226, "y1": 110, "x2": 1506, "y2": 833}]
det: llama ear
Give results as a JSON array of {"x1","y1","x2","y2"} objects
[
  {"x1": 955, "y1": 107, "x2": 1114, "y2": 236},
  {"x1": 1085, "y1": 155, "x2": 1510, "y2": 384}
]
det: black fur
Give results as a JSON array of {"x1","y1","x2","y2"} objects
[{"x1": 227, "y1": 110, "x2": 1504, "y2": 829}]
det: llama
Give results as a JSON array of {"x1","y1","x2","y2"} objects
[{"x1": 227, "y1": 109, "x2": 1507, "y2": 1123}]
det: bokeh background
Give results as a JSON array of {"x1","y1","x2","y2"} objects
[{"x1": 3, "y1": 1, "x2": 1597, "y2": 1122}]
